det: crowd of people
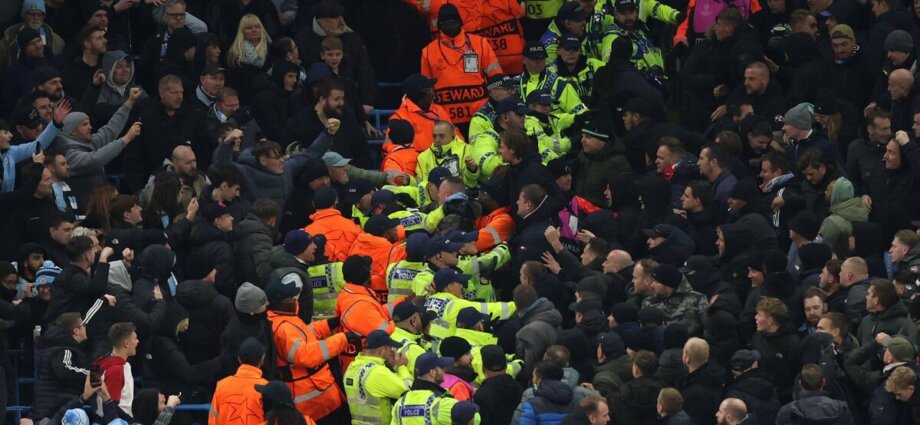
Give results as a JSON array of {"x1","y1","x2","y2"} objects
[{"x1": 4, "y1": 0, "x2": 920, "y2": 424}]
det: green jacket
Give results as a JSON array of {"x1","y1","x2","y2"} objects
[
  {"x1": 593, "y1": 353, "x2": 633, "y2": 398},
  {"x1": 519, "y1": 69, "x2": 588, "y2": 116},
  {"x1": 574, "y1": 139, "x2": 632, "y2": 206},
  {"x1": 818, "y1": 177, "x2": 868, "y2": 255},
  {"x1": 416, "y1": 137, "x2": 479, "y2": 188},
  {"x1": 856, "y1": 300, "x2": 913, "y2": 346}
]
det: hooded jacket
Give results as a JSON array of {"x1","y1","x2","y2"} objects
[
  {"x1": 611, "y1": 375, "x2": 662, "y2": 425},
  {"x1": 574, "y1": 139, "x2": 632, "y2": 206},
  {"x1": 647, "y1": 224, "x2": 696, "y2": 266},
  {"x1": 681, "y1": 362, "x2": 725, "y2": 425},
  {"x1": 176, "y1": 280, "x2": 235, "y2": 364},
  {"x1": 131, "y1": 245, "x2": 176, "y2": 313},
  {"x1": 519, "y1": 380, "x2": 577, "y2": 425},
  {"x1": 187, "y1": 221, "x2": 236, "y2": 298},
  {"x1": 94, "y1": 50, "x2": 147, "y2": 125},
  {"x1": 715, "y1": 223, "x2": 759, "y2": 301},
  {"x1": 819, "y1": 177, "x2": 868, "y2": 256},
  {"x1": 516, "y1": 298, "x2": 563, "y2": 381},
  {"x1": 726, "y1": 368, "x2": 782, "y2": 425},
  {"x1": 58, "y1": 107, "x2": 131, "y2": 209},
  {"x1": 475, "y1": 372, "x2": 523, "y2": 425},
  {"x1": 234, "y1": 213, "x2": 279, "y2": 285},
  {"x1": 877, "y1": 140, "x2": 920, "y2": 239},
  {"x1": 856, "y1": 298, "x2": 912, "y2": 345},
  {"x1": 143, "y1": 303, "x2": 223, "y2": 402},
  {"x1": 251, "y1": 61, "x2": 298, "y2": 142},
  {"x1": 776, "y1": 390, "x2": 855, "y2": 425},
  {"x1": 704, "y1": 291, "x2": 742, "y2": 366}
]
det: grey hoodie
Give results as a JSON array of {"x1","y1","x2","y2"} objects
[
  {"x1": 57, "y1": 105, "x2": 131, "y2": 206},
  {"x1": 97, "y1": 50, "x2": 146, "y2": 107}
]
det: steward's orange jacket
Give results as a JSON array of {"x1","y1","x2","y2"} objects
[
  {"x1": 390, "y1": 97, "x2": 462, "y2": 152},
  {"x1": 267, "y1": 311, "x2": 347, "y2": 420},
  {"x1": 474, "y1": 206, "x2": 514, "y2": 252},
  {"x1": 347, "y1": 233, "x2": 407, "y2": 302},
  {"x1": 209, "y1": 364, "x2": 268, "y2": 425},
  {"x1": 381, "y1": 142, "x2": 420, "y2": 177},
  {"x1": 335, "y1": 283, "x2": 403, "y2": 370},
  {"x1": 421, "y1": 30, "x2": 503, "y2": 125},
  {"x1": 305, "y1": 208, "x2": 362, "y2": 262},
  {"x1": 407, "y1": 0, "x2": 525, "y2": 74}
]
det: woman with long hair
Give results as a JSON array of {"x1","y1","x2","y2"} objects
[
  {"x1": 143, "y1": 173, "x2": 183, "y2": 231},
  {"x1": 83, "y1": 184, "x2": 119, "y2": 233},
  {"x1": 225, "y1": 14, "x2": 271, "y2": 102},
  {"x1": 131, "y1": 388, "x2": 180, "y2": 425}
]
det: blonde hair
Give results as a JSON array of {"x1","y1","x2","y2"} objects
[
  {"x1": 227, "y1": 14, "x2": 271, "y2": 68},
  {"x1": 886, "y1": 366, "x2": 917, "y2": 393}
]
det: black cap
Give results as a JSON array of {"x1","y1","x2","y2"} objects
[
  {"x1": 364, "y1": 214, "x2": 400, "y2": 236},
  {"x1": 200, "y1": 62, "x2": 226, "y2": 77},
  {"x1": 406, "y1": 233, "x2": 430, "y2": 259},
  {"x1": 679, "y1": 255, "x2": 713, "y2": 274},
  {"x1": 575, "y1": 275, "x2": 607, "y2": 299},
  {"x1": 546, "y1": 157, "x2": 572, "y2": 179},
  {"x1": 365, "y1": 330, "x2": 402, "y2": 349},
  {"x1": 798, "y1": 242, "x2": 832, "y2": 272},
  {"x1": 652, "y1": 264, "x2": 682, "y2": 289},
  {"x1": 558, "y1": 2, "x2": 589, "y2": 21},
  {"x1": 622, "y1": 96, "x2": 655, "y2": 117},
  {"x1": 387, "y1": 119, "x2": 415, "y2": 145},
  {"x1": 559, "y1": 35, "x2": 582, "y2": 51},
  {"x1": 13, "y1": 105, "x2": 42, "y2": 128},
  {"x1": 523, "y1": 41, "x2": 548, "y2": 59},
  {"x1": 788, "y1": 210, "x2": 820, "y2": 240},
  {"x1": 343, "y1": 255, "x2": 373, "y2": 285},
  {"x1": 392, "y1": 300, "x2": 421, "y2": 322},
  {"x1": 615, "y1": 0, "x2": 639, "y2": 11},
  {"x1": 371, "y1": 189, "x2": 395, "y2": 207},
  {"x1": 238, "y1": 338, "x2": 265, "y2": 365},
  {"x1": 264, "y1": 277, "x2": 300, "y2": 303},
  {"x1": 255, "y1": 380, "x2": 295, "y2": 408},
  {"x1": 451, "y1": 401, "x2": 479, "y2": 424},
  {"x1": 609, "y1": 303, "x2": 639, "y2": 324},
  {"x1": 581, "y1": 119, "x2": 610, "y2": 141},
  {"x1": 643, "y1": 223, "x2": 673, "y2": 240},
  {"x1": 729, "y1": 178, "x2": 758, "y2": 202},
  {"x1": 345, "y1": 179, "x2": 375, "y2": 203},
  {"x1": 315, "y1": 0, "x2": 345, "y2": 18},
  {"x1": 35, "y1": 65, "x2": 61, "y2": 86},
  {"x1": 433, "y1": 268, "x2": 471, "y2": 291},
  {"x1": 200, "y1": 201, "x2": 231, "y2": 222},
  {"x1": 184, "y1": 253, "x2": 217, "y2": 280},
  {"x1": 438, "y1": 3, "x2": 462, "y2": 25},
  {"x1": 525, "y1": 89, "x2": 553, "y2": 106},
  {"x1": 814, "y1": 89, "x2": 838, "y2": 116},
  {"x1": 479, "y1": 175, "x2": 509, "y2": 205},
  {"x1": 439, "y1": 336, "x2": 472, "y2": 358},
  {"x1": 428, "y1": 167, "x2": 452, "y2": 189},
  {"x1": 598, "y1": 332, "x2": 626, "y2": 356},
  {"x1": 403, "y1": 73, "x2": 437, "y2": 96},
  {"x1": 16, "y1": 27, "x2": 40, "y2": 52},
  {"x1": 496, "y1": 97, "x2": 528, "y2": 115},
  {"x1": 638, "y1": 306, "x2": 667, "y2": 326},
  {"x1": 730, "y1": 349, "x2": 761, "y2": 371},
  {"x1": 313, "y1": 185, "x2": 337, "y2": 209},
  {"x1": 486, "y1": 74, "x2": 516, "y2": 91},
  {"x1": 457, "y1": 307, "x2": 490, "y2": 328},
  {"x1": 569, "y1": 298, "x2": 603, "y2": 313}
]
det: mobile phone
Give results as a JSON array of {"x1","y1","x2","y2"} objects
[
  {"x1": 90, "y1": 365, "x2": 102, "y2": 387},
  {"x1": 34, "y1": 143, "x2": 41, "y2": 155}
]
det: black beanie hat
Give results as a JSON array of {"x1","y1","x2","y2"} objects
[
  {"x1": 438, "y1": 4, "x2": 462, "y2": 26},
  {"x1": 16, "y1": 27, "x2": 41, "y2": 52},
  {"x1": 439, "y1": 336, "x2": 472, "y2": 358}
]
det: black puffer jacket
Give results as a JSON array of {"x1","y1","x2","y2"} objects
[
  {"x1": 220, "y1": 311, "x2": 277, "y2": 378},
  {"x1": 31, "y1": 325, "x2": 89, "y2": 420},
  {"x1": 704, "y1": 292, "x2": 742, "y2": 367},
  {"x1": 250, "y1": 61, "x2": 297, "y2": 142},
  {"x1": 142, "y1": 303, "x2": 223, "y2": 404},
  {"x1": 187, "y1": 221, "x2": 236, "y2": 298},
  {"x1": 776, "y1": 390, "x2": 855, "y2": 425},
  {"x1": 611, "y1": 376, "x2": 662, "y2": 425},
  {"x1": 647, "y1": 224, "x2": 696, "y2": 266},
  {"x1": 749, "y1": 325, "x2": 802, "y2": 399},
  {"x1": 176, "y1": 280, "x2": 235, "y2": 364},
  {"x1": 234, "y1": 213, "x2": 278, "y2": 285},
  {"x1": 714, "y1": 223, "x2": 759, "y2": 302}
]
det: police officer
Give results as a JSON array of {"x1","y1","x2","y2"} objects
[
  {"x1": 454, "y1": 307, "x2": 523, "y2": 383},
  {"x1": 469, "y1": 74, "x2": 517, "y2": 141},
  {"x1": 450, "y1": 230, "x2": 511, "y2": 302},
  {"x1": 387, "y1": 234, "x2": 432, "y2": 302},
  {"x1": 416, "y1": 121, "x2": 480, "y2": 188},
  {"x1": 525, "y1": 90, "x2": 574, "y2": 164},
  {"x1": 471, "y1": 97, "x2": 528, "y2": 182},
  {"x1": 391, "y1": 352, "x2": 474, "y2": 425},
  {"x1": 391, "y1": 301, "x2": 431, "y2": 372},
  {"x1": 343, "y1": 330, "x2": 411, "y2": 425},
  {"x1": 425, "y1": 268, "x2": 516, "y2": 340},
  {"x1": 552, "y1": 35, "x2": 605, "y2": 100},
  {"x1": 519, "y1": 41, "x2": 587, "y2": 116},
  {"x1": 540, "y1": 2, "x2": 589, "y2": 63},
  {"x1": 306, "y1": 236, "x2": 346, "y2": 320},
  {"x1": 589, "y1": 0, "x2": 667, "y2": 86}
]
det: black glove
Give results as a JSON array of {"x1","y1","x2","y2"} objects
[
  {"x1": 326, "y1": 317, "x2": 340, "y2": 330},
  {"x1": 345, "y1": 332, "x2": 364, "y2": 350},
  {"x1": 674, "y1": 11, "x2": 686, "y2": 24}
]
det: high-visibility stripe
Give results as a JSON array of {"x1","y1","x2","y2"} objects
[
  {"x1": 478, "y1": 303, "x2": 489, "y2": 314},
  {"x1": 288, "y1": 339, "x2": 304, "y2": 364},
  {"x1": 293, "y1": 389, "x2": 325, "y2": 403},
  {"x1": 500, "y1": 302, "x2": 509, "y2": 319},
  {"x1": 484, "y1": 226, "x2": 501, "y2": 244},
  {"x1": 210, "y1": 405, "x2": 219, "y2": 418},
  {"x1": 318, "y1": 340, "x2": 331, "y2": 362},
  {"x1": 485, "y1": 62, "x2": 500, "y2": 73},
  {"x1": 375, "y1": 320, "x2": 390, "y2": 331}
]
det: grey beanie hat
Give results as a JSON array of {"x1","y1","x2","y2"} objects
[
  {"x1": 783, "y1": 103, "x2": 813, "y2": 130},
  {"x1": 62, "y1": 112, "x2": 90, "y2": 137},
  {"x1": 235, "y1": 282, "x2": 268, "y2": 314},
  {"x1": 886, "y1": 30, "x2": 914, "y2": 53}
]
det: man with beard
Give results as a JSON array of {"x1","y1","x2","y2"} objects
[
  {"x1": 715, "y1": 398, "x2": 750, "y2": 425},
  {"x1": 800, "y1": 287, "x2": 829, "y2": 334},
  {"x1": 61, "y1": 26, "x2": 106, "y2": 102},
  {"x1": 590, "y1": 0, "x2": 665, "y2": 79},
  {"x1": 139, "y1": 145, "x2": 207, "y2": 210},
  {"x1": 391, "y1": 352, "x2": 466, "y2": 425},
  {"x1": 1, "y1": 28, "x2": 60, "y2": 117},
  {"x1": 283, "y1": 79, "x2": 371, "y2": 168}
]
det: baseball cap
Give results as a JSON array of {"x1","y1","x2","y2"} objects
[
  {"x1": 445, "y1": 229, "x2": 479, "y2": 244},
  {"x1": 406, "y1": 233, "x2": 430, "y2": 259},
  {"x1": 415, "y1": 352, "x2": 454, "y2": 376},
  {"x1": 480, "y1": 345, "x2": 507, "y2": 371},
  {"x1": 525, "y1": 89, "x2": 553, "y2": 106},
  {"x1": 615, "y1": 0, "x2": 639, "y2": 11},
  {"x1": 451, "y1": 401, "x2": 479, "y2": 424},
  {"x1": 523, "y1": 41, "x2": 548, "y2": 59},
  {"x1": 433, "y1": 268, "x2": 471, "y2": 292},
  {"x1": 496, "y1": 97, "x2": 528, "y2": 115},
  {"x1": 314, "y1": 0, "x2": 345, "y2": 18},
  {"x1": 643, "y1": 223, "x2": 673, "y2": 240},
  {"x1": 425, "y1": 236, "x2": 466, "y2": 258},
  {"x1": 283, "y1": 229, "x2": 313, "y2": 255},
  {"x1": 559, "y1": 35, "x2": 582, "y2": 51},
  {"x1": 200, "y1": 62, "x2": 226, "y2": 77},
  {"x1": 679, "y1": 255, "x2": 714, "y2": 274},
  {"x1": 457, "y1": 307, "x2": 490, "y2": 328},
  {"x1": 264, "y1": 277, "x2": 300, "y2": 303},
  {"x1": 557, "y1": 2, "x2": 588, "y2": 21},
  {"x1": 345, "y1": 179, "x2": 375, "y2": 204},
  {"x1": 392, "y1": 301, "x2": 421, "y2": 322},
  {"x1": 730, "y1": 349, "x2": 761, "y2": 371},
  {"x1": 365, "y1": 330, "x2": 402, "y2": 349},
  {"x1": 364, "y1": 214, "x2": 400, "y2": 236},
  {"x1": 200, "y1": 202, "x2": 231, "y2": 222},
  {"x1": 370, "y1": 189, "x2": 395, "y2": 207},
  {"x1": 882, "y1": 336, "x2": 916, "y2": 362},
  {"x1": 830, "y1": 24, "x2": 855, "y2": 41},
  {"x1": 486, "y1": 74, "x2": 516, "y2": 91},
  {"x1": 403, "y1": 73, "x2": 437, "y2": 95},
  {"x1": 322, "y1": 151, "x2": 351, "y2": 167},
  {"x1": 255, "y1": 380, "x2": 295, "y2": 408},
  {"x1": 238, "y1": 338, "x2": 266, "y2": 365},
  {"x1": 597, "y1": 332, "x2": 626, "y2": 356},
  {"x1": 428, "y1": 167, "x2": 452, "y2": 189},
  {"x1": 13, "y1": 105, "x2": 43, "y2": 128},
  {"x1": 313, "y1": 185, "x2": 338, "y2": 209}
]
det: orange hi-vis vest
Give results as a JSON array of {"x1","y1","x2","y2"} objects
[
  {"x1": 408, "y1": 0, "x2": 526, "y2": 74},
  {"x1": 347, "y1": 233, "x2": 408, "y2": 302},
  {"x1": 421, "y1": 30, "x2": 503, "y2": 125},
  {"x1": 305, "y1": 208, "x2": 363, "y2": 263},
  {"x1": 208, "y1": 364, "x2": 268, "y2": 425},
  {"x1": 381, "y1": 142, "x2": 420, "y2": 177},
  {"x1": 334, "y1": 283, "x2": 402, "y2": 371},
  {"x1": 474, "y1": 206, "x2": 515, "y2": 252},
  {"x1": 390, "y1": 97, "x2": 464, "y2": 153},
  {"x1": 266, "y1": 312, "x2": 348, "y2": 420}
]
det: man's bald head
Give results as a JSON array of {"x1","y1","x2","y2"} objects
[
  {"x1": 889, "y1": 69, "x2": 915, "y2": 101},
  {"x1": 720, "y1": 398, "x2": 748, "y2": 423},
  {"x1": 683, "y1": 337, "x2": 709, "y2": 369},
  {"x1": 170, "y1": 145, "x2": 198, "y2": 179},
  {"x1": 604, "y1": 250, "x2": 634, "y2": 274}
]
